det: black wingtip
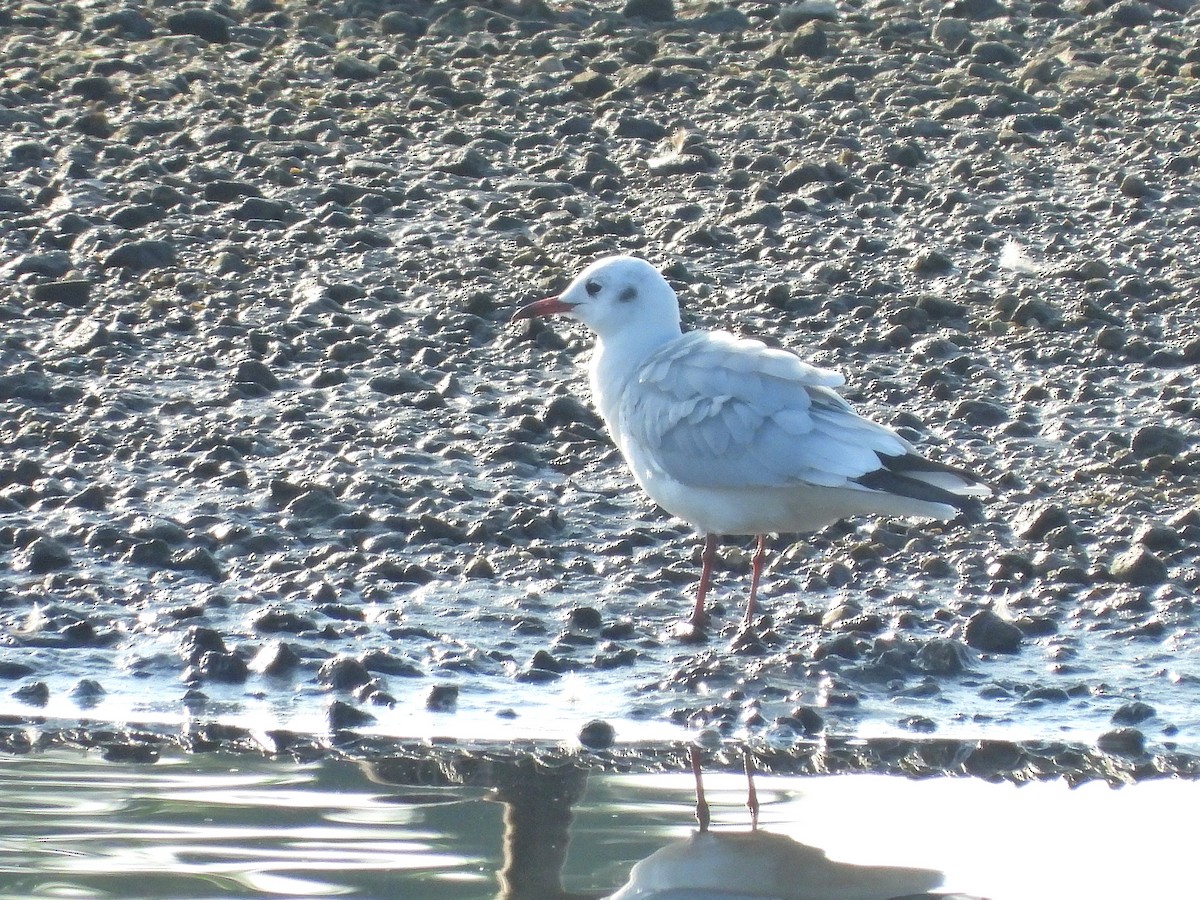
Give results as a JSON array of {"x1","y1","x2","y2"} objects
[{"x1": 854, "y1": 452, "x2": 990, "y2": 516}]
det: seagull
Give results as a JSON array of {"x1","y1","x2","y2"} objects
[{"x1": 512, "y1": 255, "x2": 989, "y2": 636}]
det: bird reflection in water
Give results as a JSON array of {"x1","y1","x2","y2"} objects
[{"x1": 607, "y1": 747, "x2": 958, "y2": 900}]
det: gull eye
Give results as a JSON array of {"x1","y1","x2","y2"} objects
[{"x1": 585, "y1": 279, "x2": 602, "y2": 296}]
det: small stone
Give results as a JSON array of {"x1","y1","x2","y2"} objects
[
  {"x1": 1096, "y1": 727, "x2": 1146, "y2": 757},
  {"x1": 1109, "y1": 1, "x2": 1154, "y2": 27},
  {"x1": 1014, "y1": 503, "x2": 1071, "y2": 542},
  {"x1": 72, "y1": 76, "x2": 115, "y2": 100},
  {"x1": 14, "y1": 681, "x2": 50, "y2": 706},
  {"x1": 1119, "y1": 174, "x2": 1150, "y2": 198},
  {"x1": 70, "y1": 679, "x2": 106, "y2": 707},
  {"x1": 622, "y1": 0, "x2": 674, "y2": 21},
  {"x1": 328, "y1": 700, "x2": 374, "y2": 730},
  {"x1": 380, "y1": 11, "x2": 426, "y2": 36},
  {"x1": 232, "y1": 358, "x2": 281, "y2": 392},
  {"x1": 972, "y1": 40, "x2": 1020, "y2": 66},
  {"x1": 910, "y1": 247, "x2": 953, "y2": 274},
  {"x1": 426, "y1": 684, "x2": 459, "y2": 711},
  {"x1": 252, "y1": 607, "x2": 318, "y2": 634},
  {"x1": 567, "y1": 606, "x2": 603, "y2": 630},
  {"x1": 914, "y1": 638, "x2": 975, "y2": 674},
  {"x1": 332, "y1": 56, "x2": 380, "y2": 81},
  {"x1": 1110, "y1": 546, "x2": 1167, "y2": 585},
  {"x1": 102, "y1": 240, "x2": 176, "y2": 270},
  {"x1": 932, "y1": 17, "x2": 975, "y2": 53},
  {"x1": 318, "y1": 657, "x2": 373, "y2": 691},
  {"x1": 1111, "y1": 701, "x2": 1156, "y2": 726},
  {"x1": 249, "y1": 642, "x2": 301, "y2": 676},
  {"x1": 0, "y1": 662, "x2": 35, "y2": 679},
  {"x1": 193, "y1": 650, "x2": 249, "y2": 684},
  {"x1": 231, "y1": 197, "x2": 292, "y2": 221},
  {"x1": 579, "y1": 719, "x2": 616, "y2": 749},
  {"x1": 964, "y1": 609, "x2": 1023, "y2": 653},
  {"x1": 30, "y1": 279, "x2": 92, "y2": 306},
  {"x1": 777, "y1": 0, "x2": 839, "y2": 26},
  {"x1": 15, "y1": 536, "x2": 69, "y2": 573},
  {"x1": 1130, "y1": 425, "x2": 1187, "y2": 458},
  {"x1": 167, "y1": 8, "x2": 233, "y2": 43}
]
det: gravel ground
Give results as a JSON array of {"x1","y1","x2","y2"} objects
[{"x1": 1, "y1": 0, "x2": 1199, "y2": 767}]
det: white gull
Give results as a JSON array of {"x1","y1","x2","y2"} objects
[{"x1": 513, "y1": 255, "x2": 989, "y2": 636}]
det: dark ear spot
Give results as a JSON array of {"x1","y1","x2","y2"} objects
[{"x1": 617, "y1": 286, "x2": 638, "y2": 303}]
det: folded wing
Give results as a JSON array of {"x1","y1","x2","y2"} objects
[{"x1": 620, "y1": 331, "x2": 916, "y2": 491}]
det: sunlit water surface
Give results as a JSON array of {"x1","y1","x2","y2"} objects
[{"x1": 0, "y1": 750, "x2": 1195, "y2": 899}]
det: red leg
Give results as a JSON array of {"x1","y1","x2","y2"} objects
[
  {"x1": 690, "y1": 534, "x2": 717, "y2": 628},
  {"x1": 744, "y1": 750, "x2": 759, "y2": 831},
  {"x1": 744, "y1": 534, "x2": 767, "y2": 627},
  {"x1": 689, "y1": 746, "x2": 710, "y2": 833}
]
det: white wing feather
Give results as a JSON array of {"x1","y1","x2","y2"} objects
[{"x1": 619, "y1": 331, "x2": 911, "y2": 490}]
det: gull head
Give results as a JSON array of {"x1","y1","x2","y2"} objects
[{"x1": 512, "y1": 255, "x2": 681, "y2": 341}]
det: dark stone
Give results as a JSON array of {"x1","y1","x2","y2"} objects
[
  {"x1": 231, "y1": 197, "x2": 292, "y2": 221},
  {"x1": 567, "y1": 606, "x2": 604, "y2": 630},
  {"x1": 380, "y1": 11, "x2": 426, "y2": 36},
  {"x1": 1112, "y1": 701, "x2": 1156, "y2": 726},
  {"x1": 13, "y1": 682, "x2": 50, "y2": 706},
  {"x1": 360, "y1": 649, "x2": 423, "y2": 677},
  {"x1": 914, "y1": 638, "x2": 975, "y2": 674},
  {"x1": 72, "y1": 76, "x2": 116, "y2": 100},
  {"x1": 102, "y1": 240, "x2": 176, "y2": 270},
  {"x1": 328, "y1": 700, "x2": 374, "y2": 730},
  {"x1": 1131, "y1": 425, "x2": 1187, "y2": 458},
  {"x1": 579, "y1": 719, "x2": 616, "y2": 749},
  {"x1": 249, "y1": 642, "x2": 301, "y2": 676},
  {"x1": 180, "y1": 626, "x2": 227, "y2": 662},
  {"x1": 318, "y1": 657, "x2": 374, "y2": 691},
  {"x1": 964, "y1": 741, "x2": 1023, "y2": 778},
  {"x1": 193, "y1": 650, "x2": 249, "y2": 683},
  {"x1": 622, "y1": 0, "x2": 674, "y2": 21},
  {"x1": 252, "y1": 607, "x2": 317, "y2": 634},
  {"x1": 0, "y1": 663, "x2": 35, "y2": 680},
  {"x1": 1110, "y1": 546, "x2": 1167, "y2": 585},
  {"x1": 426, "y1": 683, "x2": 459, "y2": 710},
  {"x1": 1014, "y1": 503, "x2": 1071, "y2": 541},
  {"x1": 16, "y1": 537, "x2": 72, "y2": 573},
  {"x1": 167, "y1": 8, "x2": 233, "y2": 43},
  {"x1": 70, "y1": 679, "x2": 106, "y2": 707},
  {"x1": 367, "y1": 371, "x2": 432, "y2": 396},
  {"x1": 1096, "y1": 727, "x2": 1146, "y2": 757},
  {"x1": 953, "y1": 399, "x2": 1009, "y2": 426},
  {"x1": 964, "y1": 609, "x2": 1023, "y2": 653},
  {"x1": 11, "y1": 251, "x2": 71, "y2": 277},
  {"x1": 332, "y1": 55, "x2": 380, "y2": 80},
  {"x1": 1109, "y1": 0, "x2": 1154, "y2": 27}
]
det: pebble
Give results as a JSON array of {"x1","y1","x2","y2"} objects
[
  {"x1": 578, "y1": 719, "x2": 616, "y2": 749},
  {"x1": 1109, "y1": 546, "x2": 1167, "y2": 585},
  {"x1": 964, "y1": 610, "x2": 1023, "y2": 654}
]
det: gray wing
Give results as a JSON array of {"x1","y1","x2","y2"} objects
[{"x1": 619, "y1": 331, "x2": 912, "y2": 489}]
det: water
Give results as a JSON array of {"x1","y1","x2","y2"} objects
[{"x1": 1, "y1": 749, "x2": 1195, "y2": 898}]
